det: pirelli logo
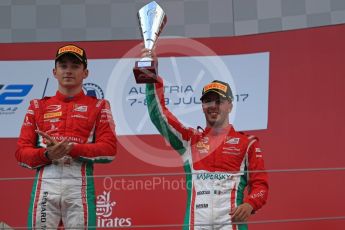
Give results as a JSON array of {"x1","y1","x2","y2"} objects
[
  {"x1": 44, "y1": 111, "x2": 62, "y2": 119},
  {"x1": 203, "y1": 83, "x2": 227, "y2": 93},
  {"x1": 58, "y1": 45, "x2": 83, "y2": 56}
]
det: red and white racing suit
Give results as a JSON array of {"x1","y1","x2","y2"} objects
[
  {"x1": 146, "y1": 78, "x2": 268, "y2": 230},
  {"x1": 16, "y1": 91, "x2": 117, "y2": 229}
]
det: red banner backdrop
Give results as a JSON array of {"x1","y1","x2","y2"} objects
[{"x1": 1, "y1": 24, "x2": 345, "y2": 229}]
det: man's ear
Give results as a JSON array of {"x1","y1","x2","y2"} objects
[
  {"x1": 228, "y1": 101, "x2": 233, "y2": 113},
  {"x1": 52, "y1": 68, "x2": 57, "y2": 79},
  {"x1": 83, "y1": 69, "x2": 89, "y2": 79}
]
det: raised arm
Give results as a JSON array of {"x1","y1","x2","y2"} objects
[{"x1": 146, "y1": 77, "x2": 194, "y2": 155}]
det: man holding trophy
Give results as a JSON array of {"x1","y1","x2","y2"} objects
[{"x1": 135, "y1": 1, "x2": 269, "y2": 230}]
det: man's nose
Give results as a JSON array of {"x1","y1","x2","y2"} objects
[{"x1": 64, "y1": 66, "x2": 73, "y2": 73}]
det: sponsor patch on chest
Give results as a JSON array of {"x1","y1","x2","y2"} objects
[
  {"x1": 46, "y1": 105, "x2": 62, "y2": 112},
  {"x1": 71, "y1": 114, "x2": 88, "y2": 119},
  {"x1": 74, "y1": 104, "x2": 88, "y2": 112},
  {"x1": 222, "y1": 146, "x2": 241, "y2": 155},
  {"x1": 196, "y1": 137, "x2": 210, "y2": 154},
  {"x1": 44, "y1": 111, "x2": 62, "y2": 119},
  {"x1": 225, "y1": 137, "x2": 240, "y2": 144}
]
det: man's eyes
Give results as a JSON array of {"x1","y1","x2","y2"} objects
[
  {"x1": 59, "y1": 64, "x2": 80, "y2": 69},
  {"x1": 71, "y1": 64, "x2": 80, "y2": 68}
]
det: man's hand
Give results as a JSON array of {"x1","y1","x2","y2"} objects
[
  {"x1": 230, "y1": 203, "x2": 253, "y2": 222},
  {"x1": 140, "y1": 47, "x2": 157, "y2": 60},
  {"x1": 46, "y1": 139, "x2": 73, "y2": 160},
  {"x1": 36, "y1": 130, "x2": 57, "y2": 147},
  {"x1": 36, "y1": 130, "x2": 73, "y2": 160}
]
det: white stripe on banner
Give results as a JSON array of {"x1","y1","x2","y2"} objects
[{"x1": 0, "y1": 52, "x2": 269, "y2": 137}]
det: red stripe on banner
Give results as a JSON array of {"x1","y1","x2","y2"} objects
[
  {"x1": 0, "y1": 40, "x2": 139, "y2": 60},
  {"x1": 81, "y1": 163, "x2": 88, "y2": 229},
  {"x1": 190, "y1": 187, "x2": 196, "y2": 230},
  {"x1": 33, "y1": 168, "x2": 44, "y2": 228},
  {"x1": 231, "y1": 183, "x2": 237, "y2": 230}
]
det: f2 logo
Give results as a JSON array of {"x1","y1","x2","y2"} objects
[{"x1": 0, "y1": 84, "x2": 33, "y2": 105}]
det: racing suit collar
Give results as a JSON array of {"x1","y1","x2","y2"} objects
[
  {"x1": 55, "y1": 90, "x2": 86, "y2": 102},
  {"x1": 204, "y1": 124, "x2": 234, "y2": 136}
]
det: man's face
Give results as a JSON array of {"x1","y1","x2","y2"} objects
[
  {"x1": 202, "y1": 92, "x2": 232, "y2": 128},
  {"x1": 53, "y1": 55, "x2": 88, "y2": 90}
]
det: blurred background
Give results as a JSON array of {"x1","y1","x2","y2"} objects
[{"x1": 0, "y1": 0, "x2": 343, "y2": 42}]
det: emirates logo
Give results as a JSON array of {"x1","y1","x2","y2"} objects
[
  {"x1": 96, "y1": 191, "x2": 116, "y2": 218},
  {"x1": 96, "y1": 191, "x2": 132, "y2": 227}
]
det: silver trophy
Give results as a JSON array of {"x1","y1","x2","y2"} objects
[{"x1": 133, "y1": 1, "x2": 167, "y2": 83}]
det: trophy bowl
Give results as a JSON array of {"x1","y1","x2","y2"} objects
[{"x1": 133, "y1": 1, "x2": 167, "y2": 84}]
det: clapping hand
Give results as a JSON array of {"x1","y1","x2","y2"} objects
[{"x1": 36, "y1": 130, "x2": 73, "y2": 160}]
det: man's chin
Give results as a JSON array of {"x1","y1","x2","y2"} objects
[
  {"x1": 207, "y1": 119, "x2": 218, "y2": 127},
  {"x1": 62, "y1": 83, "x2": 78, "y2": 88}
]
